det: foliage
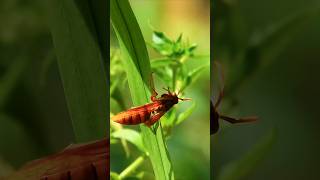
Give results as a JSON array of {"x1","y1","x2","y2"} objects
[
  {"x1": 111, "y1": 0, "x2": 174, "y2": 179},
  {"x1": 48, "y1": 0, "x2": 108, "y2": 142},
  {"x1": 110, "y1": 1, "x2": 208, "y2": 179},
  {"x1": 213, "y1": 0, "x2": 320, "y2": 98},
  {"x1": 212, "y1": 0, "x2": 320, "y2": 179},
  {"x1": 0, "y1": 0, "x2": 108, "y2": 178}
]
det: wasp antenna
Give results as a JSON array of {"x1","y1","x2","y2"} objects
[
  {"x1": 220, "y1": 115, "x2": 258, "y2": 124},
  {"x1": 179, "y1": 97, "x2": 191, "y2": 101},
  {"x1": 162, "y1": 87, "x2": 171, "y2": 94},
  {"x1": 149, "y1": 72, "x2": 156, "y2": 91},
  {"x1": 177, "y1": 89, "x2": 182, "y2": 96},
  {"x1": 213, "y1": 61, "x2": 225, "y2": 108}
]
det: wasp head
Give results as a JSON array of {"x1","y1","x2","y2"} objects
[{"x1": 160, "y1": 87, "x2": 191, "y2": 105}]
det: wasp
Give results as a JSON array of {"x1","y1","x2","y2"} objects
[
  {"x1": 211, "y1": 62, "x2": 257, "y2": 134},
  {"x1": 112, "y1": 83, "x2": 190, "y2": 127},
  {"x1": 7, "y1": 138, "x2": 108, "y2": 179}
]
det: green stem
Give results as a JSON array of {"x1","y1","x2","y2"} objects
[
  {"x1": 172, "y1": 64, "x2": 177, "y2": 91},
  {"x1": 119, "y1": 155, "x2": 146, "y2": 179}
]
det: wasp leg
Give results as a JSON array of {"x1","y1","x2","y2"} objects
[
  {"x1": 162, "y1": 87, "x2": 171, "y2": 94},
  {"x1": 213, "y1": 61, "x2": 225, "y2": 108},
  {"x1": 150, "y1": 88, "x2": 158, "y2": 102},
  {"x1": 220, "y1": 115, "x2": 258, "y2": 124},
  {"x1": 149, "y1": 72, "x2": 158, "y2": 102},
  {"x1": 144, "y1": 112, "x2": 165, "y2": 127}
]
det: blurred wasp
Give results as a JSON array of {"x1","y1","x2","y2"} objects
[
  {"x1": 7, "y1": 138, "x2": 108, "y2": 179},
  {"x1": 211, "y1": 62, "x2": 257, "y2": 134}
]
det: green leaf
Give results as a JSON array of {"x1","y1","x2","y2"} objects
[
  {"x1": 152, "y1": 68, "x2": 173, "y2": 88},
  {"x1": 88, "y1": 0, "x2": 108, "y2": 61},
  {"x1": 113, "y1": 129, "x2": 145, "y2": 153},
  {"x1": 151, "y1": 31, "x2": 195, "y2": 58},
  {"x1": 187, "y1": 43, "x2": 198, "y2": 54},
  {"x1": 175, "y1": 102, "x2": 196, "y2": 125},
  {"x1": 111, "y1": 172, "x2": 121, "y2": 180},
  {"x1": 161, "y1": 108, "x2": 177, "y2": 128},
  {"x1": 153, "y1": 31, "x2": 172, "y2": 44},
  {"x1": 110, "y1": 97, "x2": 122, "y2": 114},
  {"x1": 180, "y1": 64, "x2": 209, "y2": 91},
  {"x1": 110, "y1": 138, "x2": 118, "y2": 144},
  {"x1": 151, "y1": 58, "x2": 175, "y2": 68},
  {"x1": 48, "y1": 0, "x2": 108, "y2": 142},
  {"x1": 110, "y1": 78, "x2": 120, "y2": 95},
  {"x1": 111, "y1": 0, "x2": 174, "y2": 179},
  {"x1": 151, "y1": 31, "x2": 174, "y2": 56},
  {"x1": 176, "y1": 33, "x2": 183, "y2": 43},
  {"x1": 218, "y1": 128, "x2": 277, "y2": 180}
]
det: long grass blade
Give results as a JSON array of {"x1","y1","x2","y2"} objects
[
  {"x1": 48, "y1": 0, "x2": 108, "y2": 142},
  {"x1": 111, "y1": 0, "x2": 174, "y2": 179}
]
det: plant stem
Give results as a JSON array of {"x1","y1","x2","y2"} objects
[
  {"x1": 172, "y1": 64, "x2": 177, "y2": 91},
  {"x1": 119, "y1": 155, "x2": 146, "y2": 179}
]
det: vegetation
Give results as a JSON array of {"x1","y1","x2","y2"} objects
[{"x1": 110, "y1": 0, "x2": 209, "y2": 179}]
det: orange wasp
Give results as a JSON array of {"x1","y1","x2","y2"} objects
[
  {"x1": 211, "y1": 62, "x2": 257, "y2": 134},
  {"x1": 112, "y1": 79, "x2": 190, "y2": 127}
]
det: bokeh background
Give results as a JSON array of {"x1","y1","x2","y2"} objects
[
  {"x1": 2, "y1": 0, "x2": 319, "y2": 179},
  {"x1": 212, "y1": 0, "x2": 320, "y2": 180},
  {"x1": 0, "y1": 0, "x2": 75, "y2": 177},
  {"x1": 110, "y1": 0, "x2": 210, "y2": 179}
]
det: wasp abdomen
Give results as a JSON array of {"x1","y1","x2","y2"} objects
[{"x1": 114, "y1": 111, "x2": 151, "y2": 125}]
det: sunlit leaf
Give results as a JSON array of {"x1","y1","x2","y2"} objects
[
  {"x1": 110, "y1": 97, "x2": 122, "y2": 114},
  {"x1": 113, "y1": 129, "x2": 145, "y2": 153},
  {"x1": 110, "y1": 138, "x2": 118, "y2": 144},
  {"x1": 150, "y1": 58, "x2": 175, "y2": 68},
  {"x1": 153, "y1": 31, "x2": 172, "y2": 44},
  {"x1": 111, "y1": 172, "x2": 121, "y2": 180}
]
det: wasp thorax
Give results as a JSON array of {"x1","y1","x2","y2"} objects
[{"x1": 160, "y1": 93, "x2": 179, "y2": 104}]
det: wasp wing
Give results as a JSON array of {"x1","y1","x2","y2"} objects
[{"x1": 111, "y1": 102, "x2": 162, "y2": 124}]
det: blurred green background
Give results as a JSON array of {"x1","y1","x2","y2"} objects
[
  {"x1": 110, "y1": 0, "x2": 210, "y2": 179},
  {"x1": 212, "y1": 0, "x2": 320, "y2": 180},
  {"x1": 1, "y1": 0, "x2": 319, "y2": 179},
  {"x1": 0, "y1": 0, "x2": 79, "y2": 177}
]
